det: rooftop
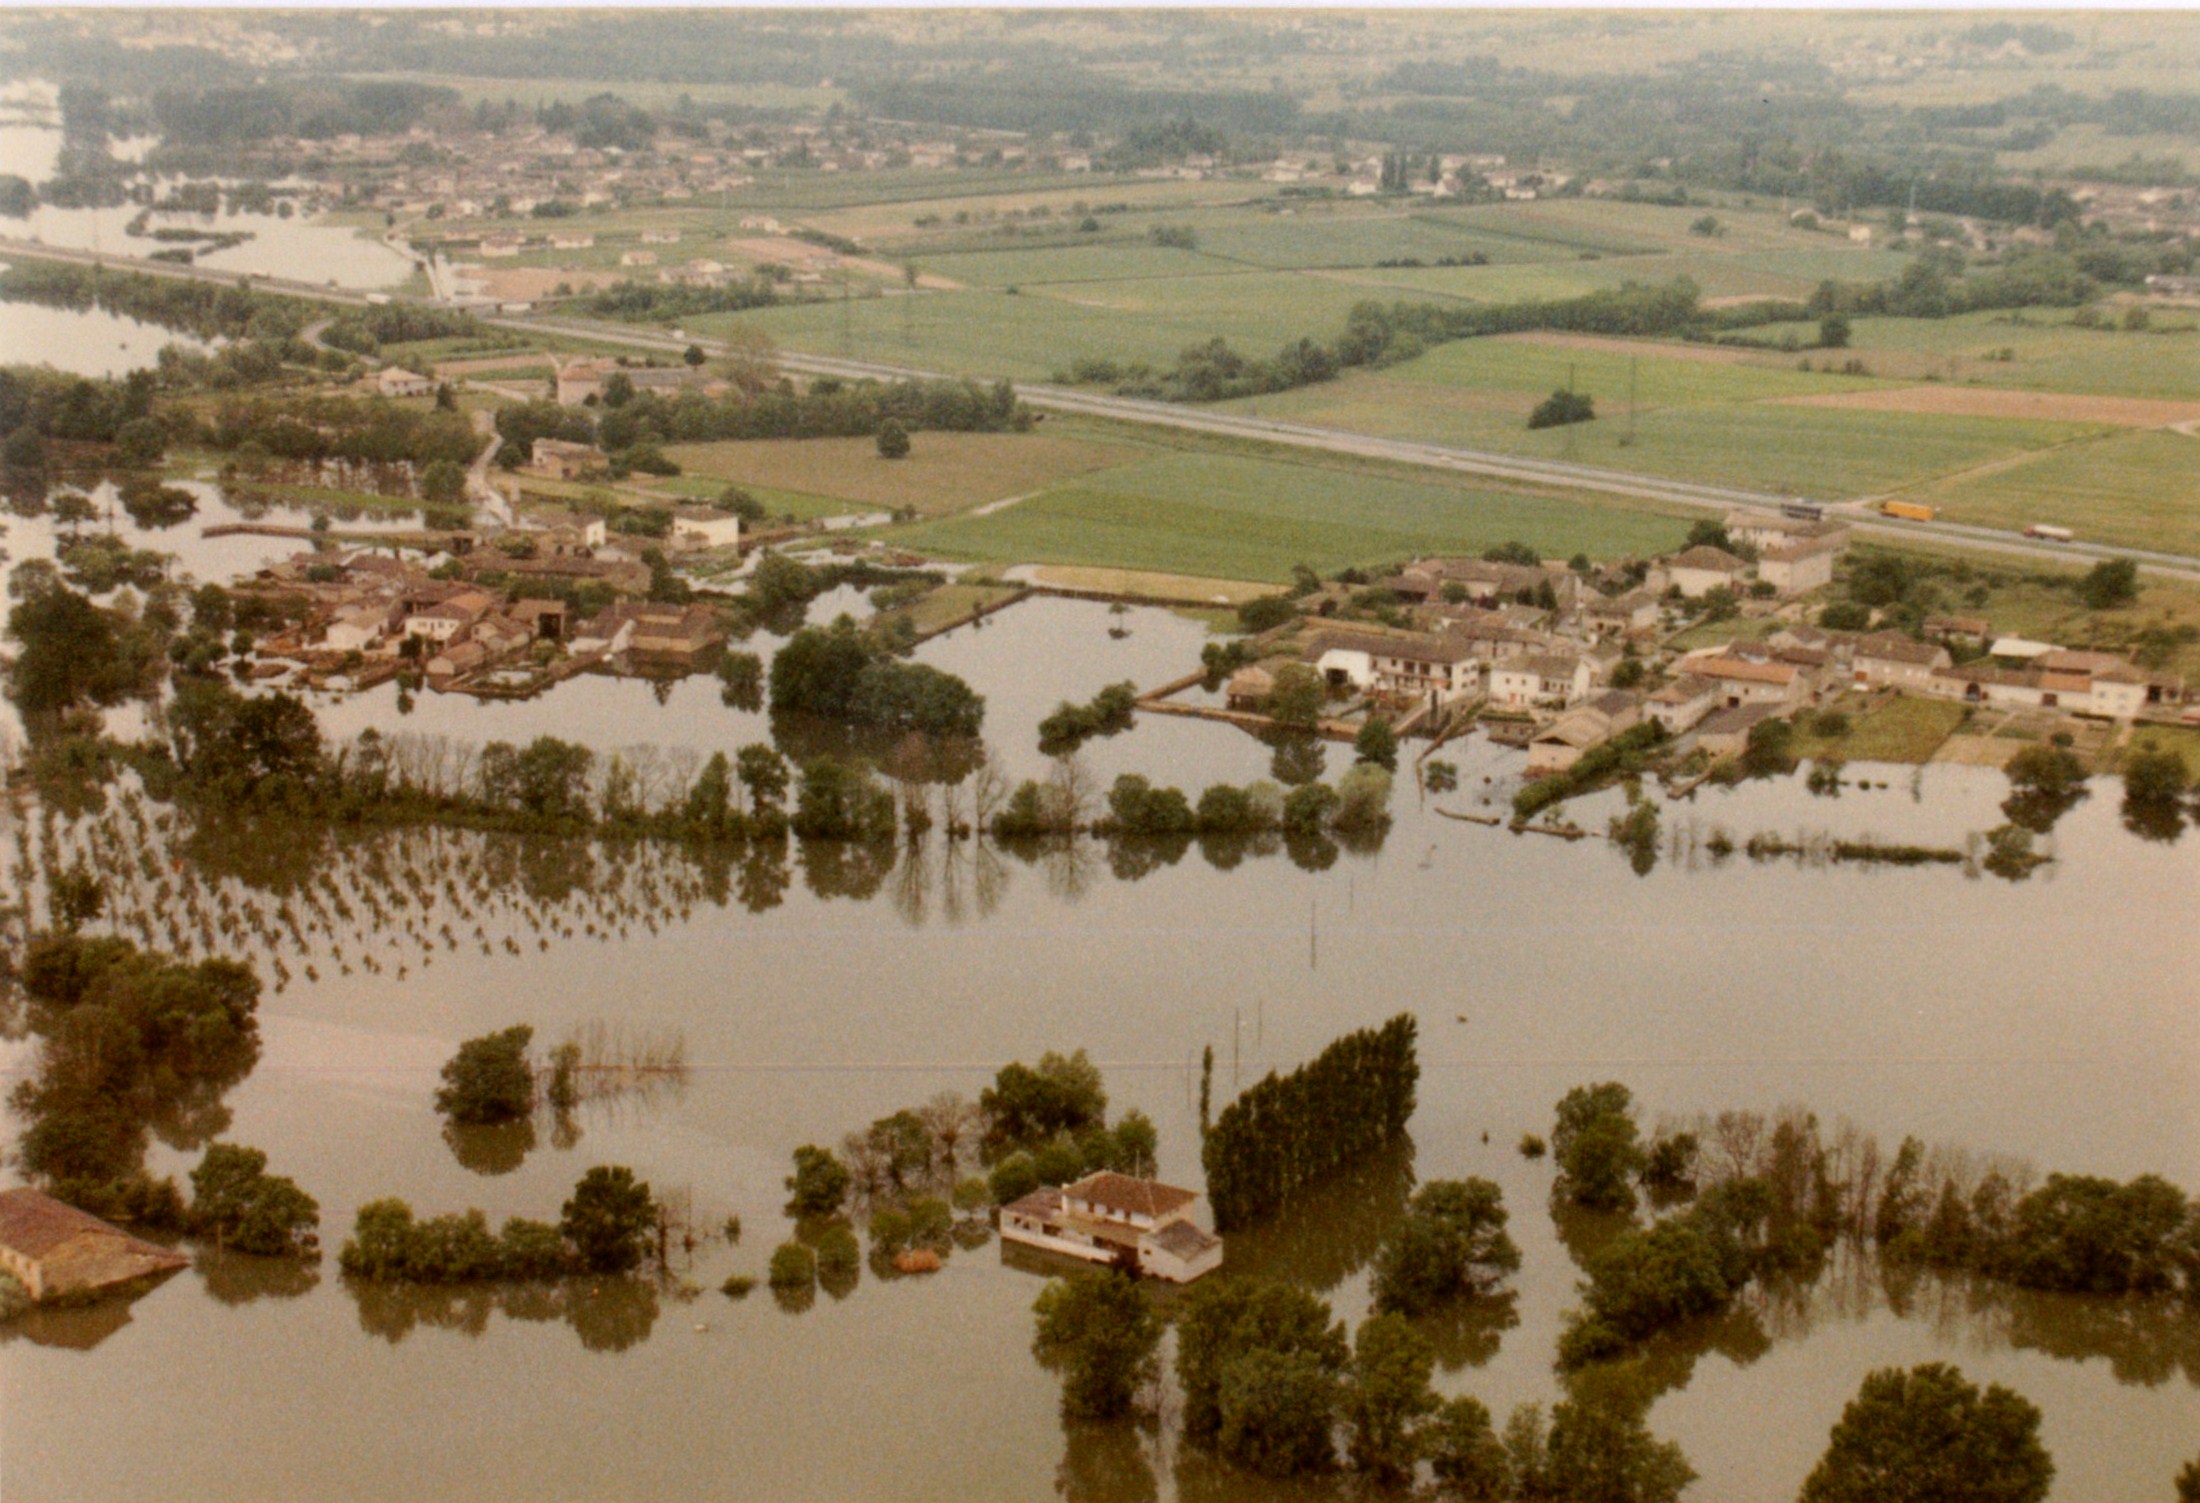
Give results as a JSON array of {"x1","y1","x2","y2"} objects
[{"x1": 1063, "y1": 1173, "x2": 1197, "y2": 1221}]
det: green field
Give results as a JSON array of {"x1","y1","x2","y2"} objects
[
  {"x1": 1745, "y1": 312, "x2": 2200, "y2": 398},
  {"x1": 1788, "y1": 694, "x2": 1970, "y2": 765},
  {"x1": 1211, "y1": 338, "x2": 2105, "y2": 498},
  {"x1": 1914, "y1": 429, "x2": 2200, "y2": 556},
  {"x1": 893, "y1": 449, "x2": 1692, "y2": 582}
]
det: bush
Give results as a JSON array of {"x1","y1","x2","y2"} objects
[
  {"x1": 876, "y1": 419, "x2": 910, "y2": 459},
  {"x1": 1527, "y1": 389, "x2": 1595, "y2": 429},
  {"x1": 434, "y1": 1026, "x2": 535, "y2": 1125},
  {"x1": 768, "y1": 1241, "x2": 816, "y2": 1289},
  {"x1": 1238, "y1": 595, "x2": 1296, "y2": 633},
  {"x1": 1819, "y1": 600, "x2": 1872, "y2": 631},
  {"x1": 2076, "y1": 557, "x2": 2138, "y2": 610}
]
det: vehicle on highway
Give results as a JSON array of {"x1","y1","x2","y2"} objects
[
  {"x1": 1781, "y1": 501, "x2": 1826, "y2": 522},
  {"x1": 2024, "y1": 524, "x2": 2076, "y2": 543},
  {"x1": 1879, "y1": 501, "x2": 1937, "y2": 522}
]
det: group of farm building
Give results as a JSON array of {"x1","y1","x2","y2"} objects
[
  {"x1": 238, "y1": 513, "x2": 728, "y2": 696},
  {"x1": 1228, "y1": 511, "x2": 2183, "y2": 775}
]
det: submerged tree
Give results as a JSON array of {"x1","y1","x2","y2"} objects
[{"x1": 1031, "y1": 1270, "x2": 1163, "y2": 1420}]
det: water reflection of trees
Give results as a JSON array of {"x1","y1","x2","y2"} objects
[
  {"x1": 195, "y1": 1248, "x2": 322, "y2": 1306},
  {"x1": 17, "y1": 781, "x2": 1379, "y2": 991},
  {"x1": 1056, "y1": 1421, "x2": 1162, "y2": 1503},
  {"x1": 1220, "y1": 1135, "x2": 1417, "y2": 1294},
  {"x1": 346, "y1": 1275, "x2": 661, "y2": 1352}
]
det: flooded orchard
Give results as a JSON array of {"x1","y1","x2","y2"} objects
[{"x1": 3, "y1": 553, "x2": 2197, "y2": 1500}]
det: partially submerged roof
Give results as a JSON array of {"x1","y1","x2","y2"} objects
[{"x1": 0, "y1": 1188, "x2": 188, "y2": 1294}]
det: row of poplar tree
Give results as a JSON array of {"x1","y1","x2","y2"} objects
[{"x1": 1202, "y1": 1013, "x2": 1420, "y2": 1233}]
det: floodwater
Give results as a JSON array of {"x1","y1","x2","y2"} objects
[
  {"x1": 3, "y1": 576, "x2": 2197, "y2": 1502},
  {"x1": 0, "y1": 290, "x2": 210, "y2": 377},
  {"x1": 3, "y1": 207, "x2": 2199, "y2": 1502},
  {"x1": 0, "y1": 90, "x2": 413, "y2": 291}
]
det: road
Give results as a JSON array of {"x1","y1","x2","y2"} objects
[{"x1": 8, "y1": 236, "x2": 2197, "y2": 582}]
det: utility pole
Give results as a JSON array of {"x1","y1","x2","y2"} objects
[{"x1": 1625, "y1": 356, "x2": 1638, "y2": 447}]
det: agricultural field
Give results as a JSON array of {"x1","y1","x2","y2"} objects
[
  {"x1": 660, "y1": 430, "x2": 1138, "y2": 516},
  {"x1": 893, "y1": 448, "x2": 1693, "y2": 582},
  {"x1": 1745, "y1": 310, "x2": 2200, "y2": 398},
  {"x1": 1210, "y1": 333, "x2": 2108, "y2": 498},
  {"x1": 1905, "y1": 428, "x2": 2200, "y2": 556}
]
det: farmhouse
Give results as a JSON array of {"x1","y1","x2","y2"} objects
[
  {"x1": 999, "y1": 1172, "x2": 1223, "y2": 1284},
  {"x1": 669, "y1": 506, "x2": 744, "y2": 550},
  {"x1": 0, "y1": 1188, "x2": 188, "y2": 1301},
  {"x1": 1488, "y1": 651, "x2": 1594, "y2": 710},
  {"x1": 1649, "y1": 546, "x2": 1750, "y2": 600},
  {"x1": 528, "y1": 438, "x2": 608, "y2": 480},
  {"x1": 1647, "y1": 673, "x2": 1720, "y2": 733},
  {"x1": 1305, "y1": 630, "x2": 1479, "y2": 704},
  {"x1": 1757, "y1": 535, "x2": 1842, "y2": 597},
  {"x1": 1852, "y1": 632, "x2": 1951, "y2": 690},
  {"x1": 374, "y1": 367, "x2": 434, "y2": 399}
]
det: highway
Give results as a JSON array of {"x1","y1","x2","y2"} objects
[{"x1": 9, "y1": 236, "x2": 2198, "y2": 582}]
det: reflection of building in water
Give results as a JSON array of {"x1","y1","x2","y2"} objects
[
  {"x1": 0, "y1": 1188, "x2": 188, "y2": 1301},
  {"x1": 1000, "y1": 1172, "x2": 1222, "y2": 1283}
]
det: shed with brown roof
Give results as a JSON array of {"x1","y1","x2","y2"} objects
[{"x1": 0, "y1": 1188, "x2": 188, "y2": 1301}]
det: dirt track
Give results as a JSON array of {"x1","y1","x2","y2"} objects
[{"x1": 1773, "y1": 385, "x2": 2200, "y2": 428}]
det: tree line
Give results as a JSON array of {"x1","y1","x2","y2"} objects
[
  {"x1": 1542, "y1": 1082, "x2": 2200, "y2": 1372},
  {"x1": 1202, "y1": 1013, "x2": 1420, "y2": 1232}
]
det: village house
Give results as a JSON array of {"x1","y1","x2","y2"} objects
[
  {"x1": 1694, "y1": 702, "x2": 1783, "y2": 757},
  {"x1": 321, "y1": 605, "x2": 393, "y2": 655},
  {"x1": 1575, "y1": 589, "x2": 1659, "y2": 640},
  {"x1": 670, "y1": 506, "x2": 744, "y2": 550},
  {"x1": 1922, "y1": 615, "x2": 1994, "y2": 650},
  {"x1": 1525, "y1": 694, "x2": 1639, "y2": 775},
  {"x1": 1388, "y1": 557, "x2": 1577, "y2": 611},
  {"x1": 0, "y1": 1188, "x2": 189, "y2": 1302},
  {"x1": 1685, "y1": 649, "x2": 1814, "y2": 710},
  {"x1": 1305, "y1": 630, "x2": 1479, "y2": 705},
  {"x1": 1851, "y1": 632, "x2": 1953, "y2": 690},
  {"x1": 999, "y1": 1172, "x2": 1223, "y2": 1284},
  {"x1": 374, "y1": 367, "x2": 434, "y2": 399},
  {"x1": 1647, "y1": 673, "x2": 1721, "y2": 734},
  {"x1": 1488, "y1": 651, "x2": 1595, "y2": 711},
  {"x1": 1648, "y1": 545, "x2": 1751, "y2": 600},
  {"x1": 1756, "y1": 535, "x2": 1843, "y2": 597},
  {"x1": 404, "y1": 589, "x2": 495, "y2": 643},
  {"x1": 528, "y1": 438, "x2": 609, "y2": 480},
  {"x1": 1225, "y1": 663, "x2": 1276, "y2": 711}
]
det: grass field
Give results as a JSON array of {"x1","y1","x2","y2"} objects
[
  {"x1": 2118, "y1": 725, "x2": 2200, "y2": 782},
  {"x1": 892, "y1": 449, "x2": 1692, "y2": 582},
  {"x1": 1788, "y1": 693, "x2": 1970, "y2": 765},
  {"x1": 1744, "y1": 312, "x2": 2200, "y2": 399},
  {"x1": 661, "y1": 431, "x2": 1137, "y2": 516},
  {"x1": 871, "y1": 579, "x2": 1026, "y2": 638},
  {"x1": 1909, "y1": 429, "x2": 2200, "y2": 556},
  {"x1": 1211, "y1": 336, "x2": 2105, "y2": 498}
]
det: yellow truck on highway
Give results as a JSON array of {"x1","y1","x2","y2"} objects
[{"x1": 1878, "y1": 501, "x2": 1937, "y2": 522}]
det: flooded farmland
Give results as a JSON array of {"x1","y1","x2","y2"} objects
[{"x1": 3, "y1": 551, "x2": 2197, "y2": 1500}]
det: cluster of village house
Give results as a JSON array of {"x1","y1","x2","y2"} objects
[
  {"x1": 1226, "y1": 511, "x2": 2183, "y2": 775},
  {"x1": 251, "y1": 517, "x2": 727, "y2": 694}
]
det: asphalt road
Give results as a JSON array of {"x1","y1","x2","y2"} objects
[{"x1": 8, "y1": 237, "x2": 2195, "y2": 582}]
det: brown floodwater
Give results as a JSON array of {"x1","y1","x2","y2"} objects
[
  {"x1": 2, "y1": 281, "x2": 2197, "y2": 1500},
  {"x1": 4, "y1": 585, "x2": 2197, "y2": 1503}
]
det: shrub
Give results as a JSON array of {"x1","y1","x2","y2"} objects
[{"x1": 768, "y1": 1241, "x2": 816, "y2": 1289}]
